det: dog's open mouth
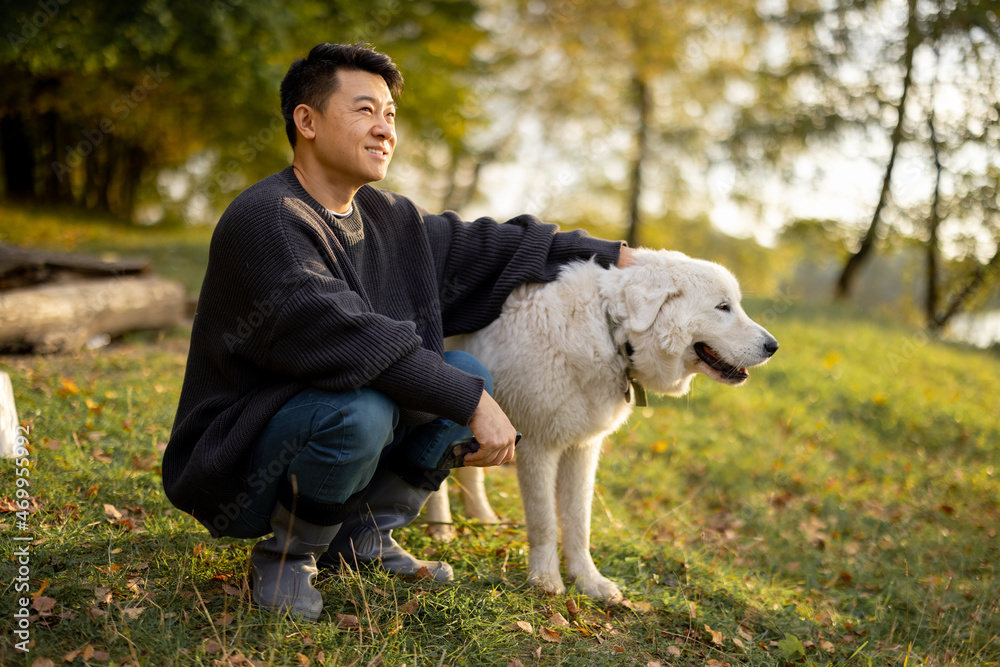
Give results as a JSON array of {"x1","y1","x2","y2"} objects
[{"x1": 694, "y1": 342, "x2": 749, "y2": 383}]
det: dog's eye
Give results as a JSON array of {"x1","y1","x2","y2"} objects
[{"x1": 716, "y1": 303, "x2": 731, "y2": 312}]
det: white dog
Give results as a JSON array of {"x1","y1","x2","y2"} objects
[{"x1": 427, "y1": 249, "x2": 778, "y2": 603}]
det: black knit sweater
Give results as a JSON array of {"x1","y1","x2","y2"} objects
[{"x1": 162, "y1": 166, "x2": 622, "y2": 535}]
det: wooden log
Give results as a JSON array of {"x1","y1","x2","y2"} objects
[
  {"x1": 0, "y1": 244, "x2": 149, "y2": 291},
  {"x1": 0, "y1": 275, "x2": 185, "y2": 353}
]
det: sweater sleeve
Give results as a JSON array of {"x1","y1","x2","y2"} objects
[{"x1": 421, "y1": 209, "x2": 624, "y2": 336}]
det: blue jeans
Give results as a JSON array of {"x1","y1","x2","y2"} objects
[{"x1": 223, "y1": 351, "x2": 491, "y2": 538}]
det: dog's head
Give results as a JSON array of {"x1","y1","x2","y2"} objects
[{"x1": 608, "y1": 249, "x2": 778, "y2": 396}]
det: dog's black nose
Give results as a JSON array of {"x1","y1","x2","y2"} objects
[{"x1": 763, "y1": 337, "x2": 779, "y2": 357}]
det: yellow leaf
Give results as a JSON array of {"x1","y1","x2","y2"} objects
[
  {"x1": 822, "y1": 352, "x2": 842, "y2": 369},
  {"x1": 60, "y1": 379, "x2": 80, "y2": 395}
]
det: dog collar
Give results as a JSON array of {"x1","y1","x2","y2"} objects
[{"x1": 604, "y1": 311, "x2": 648, "y2": 407}]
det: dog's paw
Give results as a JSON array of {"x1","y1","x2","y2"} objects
[
  {"x1": 425, "y1": 523, "x2": 456, "y2": 542},
  {"x1": 528, "y1": 570, "x2": 567, "y2": 596},
  {"x1": 575, "y1": 573, "x2": 623, "y2": 605}
]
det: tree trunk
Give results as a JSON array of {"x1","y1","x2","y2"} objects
[
  {"x1": 0, "y1": 276, "x2": 185, "y2": 353},
  {"x1": 925, "y1": 112, "x2": 943, "y2": 325},
  {"x1": 625, "y1": 72, "x2": 651, "y2": 248},
  {"x1": 931, "y1": 244, "x2": 1000, "y2": 331},
  {"x1": 0, "y1": 114, "x2": 37, "y2": 201},
  {"x1": 114, "y1": 144, "x2": 146, "y2": 220},
  {"x1": 835, "y1": 0, "x2": 919, "y2": 300}
]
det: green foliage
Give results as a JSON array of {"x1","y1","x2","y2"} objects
[{"x1": 0, "y1": 0, "x2": 486, "y2": 220}]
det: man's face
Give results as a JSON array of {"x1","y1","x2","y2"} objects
[{"x1": 307, "y1": 69, "x2": 396, "y2": 186}]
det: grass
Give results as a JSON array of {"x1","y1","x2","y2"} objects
[{"x1": 2, "y1": 207, "x2": 999, "y2": 666}]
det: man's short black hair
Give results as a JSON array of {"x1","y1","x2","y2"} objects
[{"x1": 280, "y1": 42, "x2": 404, "y2": 148}]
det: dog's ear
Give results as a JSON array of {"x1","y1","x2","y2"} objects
[{"x1": 623, "y1": 263, "x2": 681, "y2": 332}]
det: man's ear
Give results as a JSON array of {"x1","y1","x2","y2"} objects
[
  {"x1": 623, "y1": 263, "x2": 681, "y2": 332},
  {"x1": 293, "y1": 104, "x2": 317, "y2": 141}
]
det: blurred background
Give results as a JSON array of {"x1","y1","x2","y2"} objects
[{"x1": 1, "y1": 0, "x2": 998, "y2": 345}]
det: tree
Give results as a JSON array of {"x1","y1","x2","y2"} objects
[
  {"x1": 718, "y1": 0, "x2": 999, "y2": 316},
  {"x1": 0, "y1": 0, "x2": 488, "y2": 222}
]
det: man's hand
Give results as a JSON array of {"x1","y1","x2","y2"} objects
[
  {"x1": 461, "y1": 390, "x2": 518, "y2": 467},
  {"x1": 617, "y1": 246, "x2": 636, "y2": 269}
]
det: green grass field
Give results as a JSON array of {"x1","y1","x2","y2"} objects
[{"x1": 2, "y1": 209, "x2": 999, "y2": 666}]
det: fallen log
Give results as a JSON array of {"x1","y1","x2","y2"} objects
[
  {"x1": 0, "y1": 244, "x2": 150, "y2": 290},
  {"x1": 0, "y1": 275, "x2": 186, "y2": 353}
]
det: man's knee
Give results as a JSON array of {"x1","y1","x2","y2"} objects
[
  {"x1": 338, "y1": 389, "x2": 399, "y2": 452},
  {"x1": 445, "y1": 350, "x2": 494, "y2": 396}
]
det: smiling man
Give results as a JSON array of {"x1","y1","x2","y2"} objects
[{"x1": 162, "y1": 43, "x2": 633, "y2": 621}]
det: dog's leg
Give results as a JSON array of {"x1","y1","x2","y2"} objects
[
  {"x1": 516, "y1": 439, "x2": 566, "y2": 595},
  {"x1": 556, "y1": 441, "x2": 623, "y2": 604},
  {"x1": 453, "y1": 466, "x2": 501, "y2": 523},
  {"x1": 423, "y1": 482, "x2": 456, "y2": 541}
]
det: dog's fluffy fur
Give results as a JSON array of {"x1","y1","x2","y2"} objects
[{"x1": 427, "y1": 249, "x2": 778, "y2": 603}]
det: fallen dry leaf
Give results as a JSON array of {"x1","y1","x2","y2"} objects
[
  {"x1": 122, "y1": 606, "x2": 145, "y2": 620},
  {"x1": 87, "y1": 607, "x2": 106, "y2": 620},
  {"x1": 94, "y1": 587, "x2": 112, "y2": 604},
  {"x1": 295, "y1": 653, "x2": 311, "y2": 666},
  {"x1": 540, "y1": 627, "x2": 561, "y2": 643},
  {"x1": 505, "y1": 621, "x2": 533, "y2": 634},
  {"x1": 738, "y1": 625, "x2": 754, "y2": 641},
  {"x1": 103, "y1": 504, "x2": 123, "y2": 521},
  {"x1": 204, "y1": 640, "x2": 224, "y2": 653},
  {"x1": 666, "y1": 645, "x2": 682, "y2": 657},
  {"x1": 548, "y1": 612, "x2": 570, "y2": 627},
  {"x1": 399, "y1": 600, "x2": 419, "y2": 615},
  {"x1": 705, "y1": 624, "x2": 724, "y2": 646},
  {"x1": 32, "y1": 596, "x2": 56, "y2": 614},
  {"x1": 215, "y1": 613, "x2": 235, "y2": 627},
  {"x1": 507, "y1": 660, "x2": 525, "y2": 667},
  {"x1": 29, "y1": 658, "x2": 55, "y2": 667},
  {"x1": 337, "y1": 614, "x2": 359, "y2": 629},
  {"x1": 566, "y1": 598, "x2": 581, "y2": 616}
]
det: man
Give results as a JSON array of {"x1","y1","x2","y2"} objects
[{"x1": 162, "y1": 42, "x2": 634, "y2": 621}]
